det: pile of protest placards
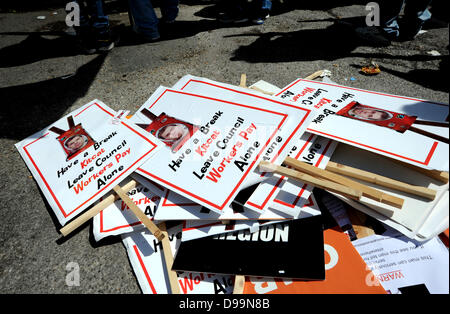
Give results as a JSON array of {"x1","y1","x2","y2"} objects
[{"x1": 15, "y1": 73, "x2": 449, "y2": 294}]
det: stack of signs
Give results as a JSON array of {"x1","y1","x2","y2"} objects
[
  {"x1": 15, "y1": 74, "x2": 449, "y2": 294},
  {"x1": 271, "y1": 78, "x2": 449, "y2": 242}
]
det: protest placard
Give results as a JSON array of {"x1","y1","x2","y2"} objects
[
  {"x1": 134, "y1": 85, "x2": 311, "y2": 214},
  {"x1": 122, "y1": 225, "x2": 234, "y2": 294},
  {"x1": 15, "y1": 100, "x2": 161, "y2": 226},
  {"x1": 172, "y1": 216, "x2": 325, "y2": 280},
  {"x1": 275, "y1": 79, "x2": 449, "y2": 171}
]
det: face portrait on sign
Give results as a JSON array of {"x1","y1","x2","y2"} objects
[
  {"x1": 64, "y1": 134, "x2": 89, "y2": 152},
  {"x1": 156, "y1": 123, "x2": 189, "y2": 143},
  {"x1": 337, "y1": 101, "x2": 417, "y2": 133},
  {"x1": 347, "y1": 105, "x2": 393, "y2": 121}
]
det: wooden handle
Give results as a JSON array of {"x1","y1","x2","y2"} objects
[
  {"x1": 49, "y1": 126, "x2": 66, "y2": 135},
  {"x1": 283, "y1": 157, "x2": 404, "y2": 209},
  {"x1": 259, "y1": 161, "x2": 362, "y2": 200},
  {"x1": 304, "y1": 70, "x2": 324, "y2": 80},
  {"x1": 409, "y1": 126, "x2": 449, "y2": 144},
  {"x1": 233, "y1": 275, "x2": 246, "y2": 294},
  {"x1": 158, "y1": 222, "x2": 180, "y2": 294},
  {"x1": 414, "y1": 120, "x2": 449, "y2": 128},
  {"x1": 389, "y1": 158, "x2": 449, "y2": 184},
  {"x1": 67, "y1": 116, "x2": 75, "y2": 129},
  {"x1": 326, "y1": 161, "x2": 437, "y2": 201},
  {"x1": 240, "y1": 73, "x2": 247, "y2": 88},
  {"x1": 113, "y1": 185, "x2": 164, "y2": 241},
  {"x1": 60, "y1": 179, "x2": 138, "y2": 237},
  {"x1": 140, "y1": 108, "x2": 158, "y2": 121},
  {"x1": 249, "y1": 86, "x2": 275, "y2": 96}
]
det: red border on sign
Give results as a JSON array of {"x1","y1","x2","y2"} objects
[
  {"x1": 137, "y1": 89, "x2": 295, "y2": 211},
  {"x1": 133, "y1": 245, "x2": 158, "y2": 294},
  {"x1": 22, "y1": 102, "x2": 159, "y2": 219},
  {"x1": 276, "y1": 79, "x2": 444, "y2": 166},
  {"x1": 154, "y1": 81, "x2": 313, "y2": 209}
]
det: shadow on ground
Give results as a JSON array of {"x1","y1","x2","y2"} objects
[{"x1": 0, "y1": 54, "x2": 106, "y2": 141}]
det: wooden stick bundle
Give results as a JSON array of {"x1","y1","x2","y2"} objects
[
  {"x1": 259, "y1": 161, "x2": 363, "y2": 200},
  {"x1": 325, "y1": 161, "x2": 437, "y2": 201},
  {"x1": 283, "y1": 157, "x2": 405, "y2": 208}
]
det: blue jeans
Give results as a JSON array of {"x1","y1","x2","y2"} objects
[
  {"x1": 381, "y1": 0, "x2": 432, "y2": 38},
  {"x1": 76, "y1": 0, "x2": 110, "y2": 35},
  {"x1": 128, "y1": 0, "x2": 179, "y2": 39}
]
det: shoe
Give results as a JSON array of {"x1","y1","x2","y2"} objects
[
  {"x1": 95, "y1": 29, "x2": 116, "y2": 52},
  {"x1": 251, "y1": 17, "x2": 266, "y2": 25},
  {"x1": 252, "y1": 12, "x2": 269, "y2": 25}
]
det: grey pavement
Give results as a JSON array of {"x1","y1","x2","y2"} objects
[{"x1": 0, "y1": 0, "x2": 448, "y2": 293}]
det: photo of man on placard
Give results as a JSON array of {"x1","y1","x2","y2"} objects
[
  {"x1": 50, "y1": 116, "x2": 95, "y2": 161},
  {"x1": 337, "y1": 101, "x2": 417, "y2": 133},
  {"x1": 137, "y1": 108, "x2": 198, "y2": 153}
]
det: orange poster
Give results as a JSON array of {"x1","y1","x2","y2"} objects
[{"x1": 243, "y1": 226, "x2": 387, "y2": 294}]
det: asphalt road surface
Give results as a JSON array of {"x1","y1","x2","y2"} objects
[{"x1": 0, "y1": 0, "x2": 448, "y2": 293}]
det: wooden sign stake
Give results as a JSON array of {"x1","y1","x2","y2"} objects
[
  {"x1": 158, "y1": 222, "x2": 181, "y2": 294},
  {"x1": 283, "y1": 157, "x2": 405, "y2": 209},
  {"x1": 259, "y1": 161, "x2": 362, "y2": 200},
  {"x1": 325, "y1": 161, "x2": 437, "y2": 201},
  {"x1": 233, "y1": 275, "x2": 245, "y2": 294},
  {"x1": 112, "y1": 185, "x2": 164, "y2": 241},
  {"x1": 60, "y1": 179, "x2": 138, "y2": 237}
]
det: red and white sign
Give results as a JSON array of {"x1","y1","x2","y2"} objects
[
  {"x1": 276, "y1": 79, "x2": 449, "y2": 171},
  {"x1": 15, "y1": 100, "x2": 161, "y2": 226},
  {"x1": 135, "y1": 85, "x2": 312, "y2": 214}
]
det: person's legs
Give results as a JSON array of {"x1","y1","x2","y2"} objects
[
  {"x1": 75, "y1": 0, "x2": 113, "y2": 52},
  {"x1": 160, "y1": 0, "x2": 180, "y2": 23},
  {"x1": 251, "y1": 0, "x2": 272, "y2": 24},
  {"x1": 380, "y1": 0, "x2": 406, "y2": 39},
  {"x1": 128, "y1": 0, "x2": 160, "y2": 40},
  {"x1": 401, "y1": 0, "x2": 433, "y2": 39},
  {"x1": 88, "y1": 0, "x2": 110, "y2": 33}
]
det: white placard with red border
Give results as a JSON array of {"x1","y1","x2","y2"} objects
[
  {"x1": 135, "y1": 85, "x2": 310, "y2": 214},
  {"x1": 15, "y1": 100, "x2": 161, "y2": 226},
  {"x1": 92, "y1": 174, "x2": 166, "y2": 241},
  {"x1": 122, "y1": 226, "x2": 234, "y2": 294},
  {"x1": 275, "y1": 79, "x2": 449, "y2": 171}
]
